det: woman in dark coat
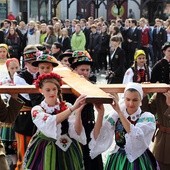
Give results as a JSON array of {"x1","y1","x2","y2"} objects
[{"x1": 5, "y1": 27, "x2": 21, "y2": 60}]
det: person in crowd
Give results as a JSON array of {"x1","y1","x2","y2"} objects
[
  {"x1": 5, "y1": 27, "x2": 21, "y2": 60},
  {"x1": 123, "y1": 49, "x2": 151, "y2": 111},
  {"x1": 66, "y1": 51, "x2": 103, "y2": 170},
  {"x1": 51, "y1": 17, "x2": 59, "y2": 26},
  {"x1": 58, "y1": 50, "x2": 72, "y2": 67},
  {"x1": 0, "y1": 58, "x2": 20, "y2": 169},
  {"x1": 28, "y1": 53, "x2": 59, "y2": 107},
  {"x1": 139, "y1": 17, "x2": 152, "y2": 66},
  {"x1": 11, "y1": 20, "x2": 25, "y2": 55},
  {"x1": 0, "y1": 44, "x2": 10, "y2": 80},
  {"x1": 58, "y1": 28, "x2": 71, "y2": 52},
  {"x1": 27, "y1": 20, "x2": 40, "y2": 45},
  {"x1": 151, "y1": 42, "x2": 170, "y2": 84},
  {"x1": 2, "y1": 19, "x2": 11, "y2": 37},
  {"x1": 127, "y1": 19, "x2": 142, "y2": 66},
  {"x1": 165, "y1": 18, "x2": 170, "y2": 42},
  {"x1": 88, "y1": 24, "x2": 102, "y2": 74},
  {"x1": 121, "y1": 19, "x2": 131, "y2": 69},
  {"x1": 70, "y1": 19, "x2": 79, "y2": 35},
  {"x1": 23, "y1": 72, "x2": 87, "y2": 169},
  {"x1": 109, "y1": 25, "x2": 123, "y2": 40},
  {"x1": 150, "y1": 42, "x2": 170, "y2": 169},
  {"x1": 106, "y1": 35, "x2": 125, "y2": 84},
  {"x1": 17, "y1": 21, "x2": 27, "y2": 52},
  {"x1": 13, "y1": 45, "x2": 39, "y2": 170},
  {"x1": 51, "y1": 42, "x2": 63, "y2": 60},
  {"x1": 0, "y1": 58, "x2": 20, "y2": 85},
  {"x1": 0, "y1": 93, "x2": 24, "y2": 170},
  {"x1": 44, "y1": 25, "x2": 56, "y2": 47},
  {"x1": 123, "y1": 49, "x2": 151, "y2": 84},
  {"x1": 15, "y1": 12, "x2": 23, "y2": 25},
  {"x1": 0, "y1": 28, "x2": 5, "y2": 43},
  {"x1": 89, "y1": 82, "x2": 159, "y2": 170},
  {"x1": 87, "y1": 16, "x2": 94, "y2": 28},
  {"x1": 99, "y1": 25, "x2": 110, "y2": 71},
  {"x1": 7, "y1": 12, "x2": 16, "y2": 21},
  {"x1": 53, "y1": 21, "x2": 62, "y2": 40},
  {"x1": 128, "y1": 9, "x2": 135, "y2": 19},
  {"x1": 39, "y1": 23, "x2": 47, "y2": 45},
  {"x1": 115, "y1": 18, "x2": 124, "y2": 34},
  {"x1": 80, "y1": 18, "x2": 90, "y2": 50},
  {"x1": 63, "y1": 19, "x2": 72, "y2": 37},
  {"x1": 71, "y1": 23, "x2": 86, "y2": 51},
  {"x1": 152, "y1": 18, "x2": 167, "y2": 65}
]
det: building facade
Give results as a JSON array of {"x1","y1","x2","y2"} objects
[{"x1": 1, "y1": 0, "x2": 170, "y2": 24}]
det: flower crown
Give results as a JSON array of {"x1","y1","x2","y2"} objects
[{"x1": 35, "y1": 72, "x2": 62, "y2": 88}]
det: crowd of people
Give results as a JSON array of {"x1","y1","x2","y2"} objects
[{"x1": 0, "y1": 14, "x2": 169, "y2": 170}]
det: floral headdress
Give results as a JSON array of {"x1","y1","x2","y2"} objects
[
  {"x1": 32, "y1": 53, "x2": 58, "y2": 67},
  {"x1": 35, "y1": 72, "x2": 62, "y2": 88}
]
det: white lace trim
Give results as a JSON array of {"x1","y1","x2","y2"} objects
[{"x1": 40, "y1": 99, "x2": 60, "y2": 114}]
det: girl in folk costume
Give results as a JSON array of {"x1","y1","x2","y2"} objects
[
  {"x1": 0, "y1": 44, "x2": 10, "y2": 80},
  {"x1": 123, "y1": 50, "x2": 151, "y2": 111},
  {"x1": 23, "y1": 72, "x2": 87, "y2": 170},
  {"x1": 123, "y1": 49, "x2": 151, "y2": 84},
  {"x1": 0, "y1": 58, "x2": 20, "y2": 85},
  {"x1": 0, "y1": 58, "x2": 20, "y2": 169},
  {"x1": 89, "y1": 82, "x2": 159, "y2": 170}
]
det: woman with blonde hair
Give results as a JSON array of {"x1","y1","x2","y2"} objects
[
  {"x1": 27, "y1": 20, "x2": 40, "y2": 45},
  {"x1": 58, "y1": 28, "x2": 71, "y2": 52}
]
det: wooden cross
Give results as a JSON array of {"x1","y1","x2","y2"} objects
[{"x1": 0, "y1": 64, "x2": 169, "y2": 103}]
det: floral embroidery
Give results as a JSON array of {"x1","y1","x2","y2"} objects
[
  {"x1": 60, "y1": 137, "x2": 69, "y2": 148},
  {"x1": 32, "y1": 110, "x2": 39, "y2": 119},
  {"x1": 138, "y1": 117, "x2": 155, "y2": 123},
  {"x1": 115, "y1": 119, "x2": 126, "y2": 145},
  {"x1": 107, "y1": 117, "x2": 115, "y2": 126},
  {"x1": 42, "y1": 115, "x2": 49, "y2": 122}
]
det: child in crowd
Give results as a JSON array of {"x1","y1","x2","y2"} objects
[
  {"x1": 0, "y1": 44, "x2": 10, "y2": 80},
  {"x1": 58, "y1": 51, "x2": 72, "y2": 67},
  {"x1": 123, "y1": 49, "x2": 151, "y2": 84},
  {"x1": 0, "y1": 58, "x2": 20, "y2": 169},
  {"x1": 0, "y1": 58, "x2": 20, "y2": 85}
]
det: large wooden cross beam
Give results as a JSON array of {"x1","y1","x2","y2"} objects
[{"x1": 0, "y1": 64, "x2": 169, "y2": 103}]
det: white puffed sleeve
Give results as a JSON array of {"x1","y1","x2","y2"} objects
[
  {"x1": 89, "y1": 111, "x2": 119, "y2": 159},
  {"x1": 122, "y1": 68, "x2": 134, "y2": 84},
  {"x1": 124, "y1": 112, "x2": 156, "y2": 162},
  {"x1": 67, "y1": 103, "x2": 87, "y2": 145},
  {"x1": 31, "y1": 106, "x2": 59, "y2": 139}
]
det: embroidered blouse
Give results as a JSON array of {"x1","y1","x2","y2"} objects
[
  {"x1": 89, "y1": 106, "x2": 156, "y2": 162},
  {"x1": 123, "y1": 66, "x2": 151, "y2": 84},
  {"x1": 31, "y1": 100, "x2": 87, "y2": 145}
]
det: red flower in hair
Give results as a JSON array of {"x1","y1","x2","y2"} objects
[{"x1": 35, "y1": 72, "x2": 63, "y2": 88}]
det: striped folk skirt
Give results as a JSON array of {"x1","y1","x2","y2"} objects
[
  {"x1": 23, "y1": 132, "x2": 84, "y2": 170},
  {"x1": 104, "y1": 148, "x2": 160, "y2": 170}
]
